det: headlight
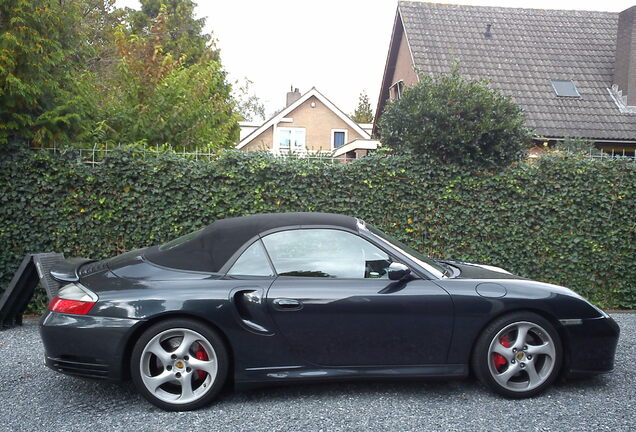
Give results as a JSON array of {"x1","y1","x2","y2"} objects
[{"x1": 588, "y1": 301, "x2": 610, "y2": 318}]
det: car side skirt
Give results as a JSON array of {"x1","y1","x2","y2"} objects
[{"x1": 234, "y1": 364, "x2": 468, "y2": 388}]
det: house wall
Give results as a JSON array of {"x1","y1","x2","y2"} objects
[
  {"x1": 285, "y1": 96, "x2": 364, "y2": 151},
  {"x1": 241, "y1": 96, "x2": 365, "y2": 152},
  {"x1": 241, "y1": 126, "x2": 274, "y2": 151},
  {"x1": 374, "y1": 14, "x2": 420, "y2": 133},
  {"x1": 388, "y1": 26, "x2": 418, "y2": 100}
]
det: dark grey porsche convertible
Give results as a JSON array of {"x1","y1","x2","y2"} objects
[{"x1": 40, "y1": 212, "x2": 619, "y2": 411}]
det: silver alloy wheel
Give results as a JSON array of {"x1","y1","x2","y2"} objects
[
  {"x1": 139, "y1": 328, "x2": 218, "y2": 405},
  {"x1": 487, "y1": 321, "x2": 556, "y2": 392}
]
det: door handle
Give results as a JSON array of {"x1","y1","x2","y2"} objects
[{"x1": 273, "y1": 298, "x2": 303, "y2": 311}]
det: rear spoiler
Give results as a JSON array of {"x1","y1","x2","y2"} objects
[
  {"x1": 0, "y1": 253, "x2": 91, "y2": 329},
  {"x1": 48, "y1": 258, "x2": 93, "y2": 283}
]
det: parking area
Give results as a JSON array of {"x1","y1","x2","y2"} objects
[{"x1": 1, "y1": 313, "x2": 634, "y2": 432}]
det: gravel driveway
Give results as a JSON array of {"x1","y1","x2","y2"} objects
[{"x1": 0, "y1": 313, "x2": 634, "y2": 432}]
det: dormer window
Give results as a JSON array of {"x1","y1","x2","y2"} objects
[
  {"x1": 551, "y1": 80, "x2": 581, "y2": 98},
  {"x1": 390, "y1": 80, "x2": 405, "y2": 100}
]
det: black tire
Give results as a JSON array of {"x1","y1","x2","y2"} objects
[
  {"x1": 130, "y1": 318, "x2": 229, "y2": 411},
  {"x1": 471, "y1": 311, "x2": 562, "y2": 398}
]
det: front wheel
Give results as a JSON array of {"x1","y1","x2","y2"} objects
[
  {"x1": 472, "y1": 312, "x2": 562, "y2": 398},
  {"x1": 131, "y1": 318, "x2": 229, "y2": 411}
]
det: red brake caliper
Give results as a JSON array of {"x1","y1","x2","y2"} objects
[
  {"x1": 492, "y1": 334, "x2": 510, "y2": 371},
  {"x1": 195, "y1": 343, "x2": 208, "y2": 380}
]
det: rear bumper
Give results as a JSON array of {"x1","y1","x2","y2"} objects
[
  {"x1": 45, "y1": 355, "x2": 110, "y2": 379},
  {"x1": 561, "y1": 315, "x2": 620, "y2": 377},
  {"x1": 39, "y1": 311, "x2": 140, "y2": 380}
]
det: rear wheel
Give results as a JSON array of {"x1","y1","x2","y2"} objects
[
  {"x1": 472, "y1": 312, "x2": 562, "y2": 398},
  {"x1": 131, "y1": 318, "x2": 229, "y2": 411}
]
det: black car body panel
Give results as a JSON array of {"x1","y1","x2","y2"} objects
[
  {"x1": 39, "y1": 212, "x2": 619, "y2": 388},
  {"x1": 41, "y1": 311, "x2": 139, "y2": 379},
  {"x1": 266, "y1": 277, "x2": 453, "y2": 366}
]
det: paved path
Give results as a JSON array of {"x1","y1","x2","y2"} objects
[{"x1": 0, "y1": 314, "x2": 634, "y2": 432}]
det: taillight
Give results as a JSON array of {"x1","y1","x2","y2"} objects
[
  {"x1": 49, "y1": 298, "x2": 95, "y2": 315},
  {"x1": 48, "y1": 283, "x2": 98, "y2": 315}
]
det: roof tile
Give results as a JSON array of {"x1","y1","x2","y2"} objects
[{"x1": 398, "y1": 1, "x2": 636, "y2": 140}]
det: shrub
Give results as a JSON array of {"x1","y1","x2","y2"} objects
[
  {"x1": 378, "y1": 69, "x2": 532, "y2": 167},
  {"x1": 0, "y1": 146, "x2": 634, "y2": 310},
  {"x1": 552, "y1": 137, "x2": 595, "y2": 154}
]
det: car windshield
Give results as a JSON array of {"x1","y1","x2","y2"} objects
[{"x1": 362, "y1": 223, "x2": 447, "y2": 279}]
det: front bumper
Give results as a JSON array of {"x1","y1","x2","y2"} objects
[
  {"x1": 561, "y1": 315, "x2": 620, "y2": 377},
  {"x1": 39, "y1": 311, "x2": 140, "y2": 380}
]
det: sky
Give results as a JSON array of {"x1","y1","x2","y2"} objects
[{"x1": 116, "y1": 0, "x2": 635, "y2": 118}]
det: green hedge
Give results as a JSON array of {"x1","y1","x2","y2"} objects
[{"x1": 1, "y1": 146, "x2": 635, "y2": 310}]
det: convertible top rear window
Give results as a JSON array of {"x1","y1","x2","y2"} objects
[{"x1": 158, "y1": 229, "x2": 203, "y2": 251}]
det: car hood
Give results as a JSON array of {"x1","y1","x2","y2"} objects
[{"x1": 440, "y1": 260, "x2": 525, "y2": 280}]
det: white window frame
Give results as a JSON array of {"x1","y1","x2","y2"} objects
[
  {"x1": 331, "y1": 129, "x2": 348, "y2": 150},
  {"x1": 276, "y1": 127, "x2": 306, "y2": 152},
  {"x1": 390, "y1": 80, "x2": 404, "y2": 100}
]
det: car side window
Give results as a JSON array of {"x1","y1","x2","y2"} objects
[
  {"x1": 227, "y1": 240, "x2": 274, "y2": 277},
  {"x1": 261, "y1": 229, "x2": 393, "y2": 278}
]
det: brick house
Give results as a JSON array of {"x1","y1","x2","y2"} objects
[
  {"x1": 376, "y1": 1, "x2": 636, "y2": 153},
  {"x1": 237, "y1": 87, "x2": 380, "y2": 160}
]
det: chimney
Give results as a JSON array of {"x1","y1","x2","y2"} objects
[
  {"x1": 613, "y1": 6, "x2": 636, "y2": 106},
  {"x1": 286, "y1": 86, "x2": 301, "y2": 107}
]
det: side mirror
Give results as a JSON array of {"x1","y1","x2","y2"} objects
[{"x1": 388, "y1": 262, "x2": 411, "y2": 281}]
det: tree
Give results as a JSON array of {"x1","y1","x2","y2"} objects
[
  {"x1": 0, "y1": 0, "x2": 239, "y2": 150},
  {"x1": 125, "y1": 0, "x2": 216, "y2": 65},
  {"x1": 233, "y1": 78, "x2": 266, "y2": 122},
  {"x1": 93, "y1": 6, "x2": 239, "y2": 149},
  {"x1": 379, "y1": 68, "x2": 531, "y2": 167},
  {"x1": 351, "y1": 91, "x2": 374, "y2": 123},
  {"x1": 0, "y1": 0, "x2": 95, "y2": 146},
  {"x1": 80, "y1": 0, "x2": 127, "y2": 75}
]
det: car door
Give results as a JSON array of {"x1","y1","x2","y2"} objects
[{"x1": 262, "y1": 228, "x2": 453, "y2": 367}]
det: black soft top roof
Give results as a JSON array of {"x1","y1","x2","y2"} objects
[{"x1": 145, "y1": 212, "x2": 358, "y2": 273}]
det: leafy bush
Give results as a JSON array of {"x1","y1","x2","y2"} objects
[
  {"x1": 90, "y1": 9, "x2": 239, "y2": 150},
  {"x1": 0, "y1": 146, "x2": 634, "y2": 311},
  {"x1": 97, "y1": 57, "x2": 239, "y2": 150},
  {"x1": 379, "y1": 69, "x2": 532, "y2": 167},
  {"x1": 552, "y1": 137, "x2": 595, "y2": 154}
]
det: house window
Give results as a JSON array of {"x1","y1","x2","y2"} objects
[
  {"x1": 278, "y1": 128, "x2": 306, "y2": 150},
  {"x1": 390, "y1": 80, "x2": 404, "y2": 100},
  {"x1": 332, "y1": 130, "x2": 347, "y2": 149},
  {"x1": 551, "y1": 80, "x2": 581, "y2": 98}
]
